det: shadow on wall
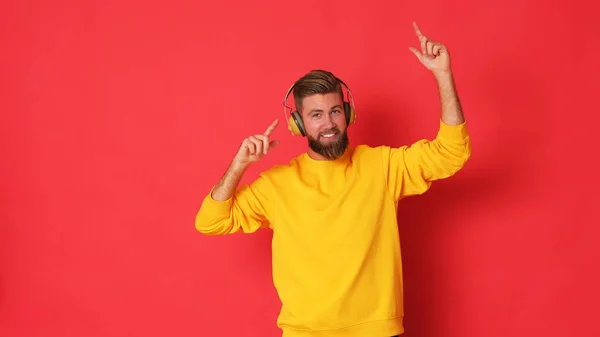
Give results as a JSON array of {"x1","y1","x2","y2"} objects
[{"x1": 358, "y1": 65, "x2": 549, "y2": 336}]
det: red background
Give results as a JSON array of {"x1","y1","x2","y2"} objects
[{"x1": 2, "y1": 0, "x2": 599, "y2": 336}]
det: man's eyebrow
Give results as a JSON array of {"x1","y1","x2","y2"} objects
[{"x1": 309, "y1": 105, "x2": 342, "y2": 114}]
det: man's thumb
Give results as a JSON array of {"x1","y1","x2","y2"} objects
[
  {"x1": 269, "y1": 140, "x2": 280, "y2": 149},
  {"x1": 408, "y1": 47, "x2": 423, "y2": 62}
]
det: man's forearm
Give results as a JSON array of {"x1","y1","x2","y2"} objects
[
  {"x1": 435, "y1": 71, "x2": 465, "y2": 126},
  {"x1": 211, "y1": 160, "x2": 249, "y2": 202}
]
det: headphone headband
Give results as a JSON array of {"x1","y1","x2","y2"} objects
[{"x1": 283, "y1": 77, "x2": 352, "y2": 108}]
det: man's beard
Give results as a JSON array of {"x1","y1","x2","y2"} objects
[{"x1": 307, "y1": 128, "x2": 349, "y2": 160}]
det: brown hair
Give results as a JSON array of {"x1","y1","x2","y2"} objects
[{"x1": 292, "y1": 69, "x2": 344, "y2": 114}]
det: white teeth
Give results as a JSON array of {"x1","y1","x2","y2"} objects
[{"x1": 322, "y1": 133, "x2": 335, "y2": 138}]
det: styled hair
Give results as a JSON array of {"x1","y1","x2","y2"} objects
[{"x1": 293, "y1": 69, "x2": 344, "y2": 114}]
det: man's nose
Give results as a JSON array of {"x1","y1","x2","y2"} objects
[{"x1": 323, "y1": 113, "x2": 336, "y2": 128}]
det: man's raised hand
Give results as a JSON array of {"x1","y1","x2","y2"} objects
[
  {"x1": 408, "y1": 22, "x2": 451, "y2": 76},
  {"x1": 233, "y1": 119, "x2": 281, "y2": 168}
]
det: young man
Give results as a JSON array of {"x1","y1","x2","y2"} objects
[{"x1": 195, "y1": 23, "x2": 471, "y2": 337}]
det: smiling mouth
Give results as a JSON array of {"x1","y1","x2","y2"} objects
[{"x1": 320, "y1": 131, "x2": 338, "y2": 139}]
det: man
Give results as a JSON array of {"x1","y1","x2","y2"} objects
[{"x1": 195, "y1": 23, "x2": 471, "y2": 337}]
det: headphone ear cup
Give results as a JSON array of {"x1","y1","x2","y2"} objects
[
  {"x1": 288, "y1": 111, "x2": 306, "y2": 136},
  {"x1": 344, "y1": 102, "x2": 356, "y2": 126},
  {"x1": 349, "y1": 106, "x2": 356, "y2": 125}
]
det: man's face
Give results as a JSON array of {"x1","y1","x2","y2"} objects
[{"x1": 300, "y1": 92, "x2": 349, "y2": 160}]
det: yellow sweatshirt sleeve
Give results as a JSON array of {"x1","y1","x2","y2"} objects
[
  {"x1": 194, "y1": 174, "x2": 273, "y2": 236},
  {"x1": 382, "y1": 119, "x2": 471, "y2": 201}
]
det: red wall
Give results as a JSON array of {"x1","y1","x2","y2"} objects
[{"x1": 2, "y1": 0, "x2": 599, "y2": 336}]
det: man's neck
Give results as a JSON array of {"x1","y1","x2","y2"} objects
[{"x1": 307, "y1": 149, "x2": 330, "y2": 161}]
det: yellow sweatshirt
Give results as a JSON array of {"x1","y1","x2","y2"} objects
[{"x1": 195, "y1": 120, "x2": 471, "y2": 337}]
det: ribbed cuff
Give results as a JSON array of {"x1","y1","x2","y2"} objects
[
  {"x1": 438, "y1": 119, "x2": 469, "y2": 142},
  {"x1": 203, "y1": 186, "x2": 233, "y2": 211}
]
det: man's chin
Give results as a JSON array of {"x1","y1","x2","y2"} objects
[{"x1": 308, "y1": 132, "x2": 349, "y2": 160}]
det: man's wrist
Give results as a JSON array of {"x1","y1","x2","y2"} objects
[
  {"x1": 433, "y1": 68, "x2": 453, "y2": 82},
  {"x1": 230, "y1": 159, "x2": 250, "y2": 175}
]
